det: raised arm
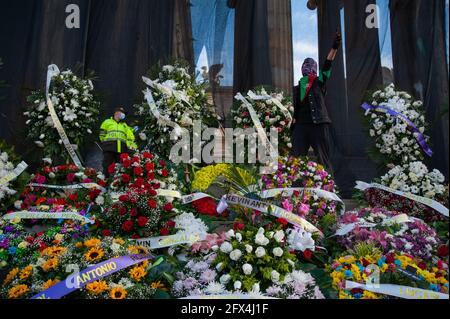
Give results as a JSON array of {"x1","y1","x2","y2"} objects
[{"x1": 327, "y1": 31, "x2": 342, "y2": 62}]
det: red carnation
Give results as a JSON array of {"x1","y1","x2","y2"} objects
[
  {"x1": 437, "y1": 245, "x2": 449, "y2": 257},
  {"x1": 160, "y1": 228, "x2": 170, "y2": 236},
  {"x1": 131, "y1": 156, "x2": 140, "y2": 164},
  {"x1": 130, "y1": 208, "x2": 138, "y2": 217},
  {"x1": 68, "y1": 194, "x2": 78, "y2": 202},
  {"x1": 145, "y1": 163, "x2": 155, "y2": 171},
  {"x1": 143, "y1": 152, "x2": 153, "y2": 159},
  {"x1": 108, "y1": 163, "x2": 116, "y2": 174},
  {"x1": 233, "y1": 222, "x2": 245, "y2": 231},
  {"x1": 120, "y1": 153, "x2": 130, "y2": 161},
  {"x1": 137, "y1": 216, "x2": 149, "y2": 227},
  {"x1": 121, "y1": 174, "x2": 131, "y2": 183},
  {"x1": 121, "y1": 220, "x2": 133, "y2": 232},
  {"x1": 192, "y1": 198, "x2": 217, "y2": 216},
  {"x1": 147, "y1": 172, "x2": 155, "y2": 181},
  {"x1": 66, "y1": 173, "x2": 76, "y2": 183},
  {"x1": 303, "y1": 249, "x2": 313, "y2": 260},
  {"x1": 159, "y1": 160, "x2": 166, "y2": 167},
  {"x1": 119, "y1": 194, "x2": 129, "y2": 202},
  {"x1": 98, "y1": 179, "x2": 107, "y2": 187},
  {"x1": 167, "y1": 220, "x2": 176, "y2": 228},
  {"x1": 276, "y1": 218, "x2": 288, "y2": 226},
  {"x1": 133, "y1": 167, "x2": 144, "y2": 176},
  {"x1": 161, "y1": 169, "x2": 169, "y2": 177},
  {"x1": 102, "y1": 229, "x2": 112, "y2": 237},
  {"x1": 119, "y1": 206, "x2": 128, "y2": 216},
  {"x1": 147, "y1": 199, "x2": 157, "y2": 209},
  {"x1": 148, "y1": 189, "x2": 157, "y2": 196},
  {"x1": 122, "y1": 159, "x2": 131, "y2": 168},
  {"x1": 163, "y1": 203, "x2": 173, "y2": 212}
]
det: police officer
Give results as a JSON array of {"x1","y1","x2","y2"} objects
[
  {"x1": 99, "y1": 107, "x2": 137, "y2": 176},
  {"x1": 291, "y1": 32, "x2": 341, "y2": 172}
]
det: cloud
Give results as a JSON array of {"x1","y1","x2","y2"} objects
[{"x1": 293, "y1": 41, "x2": 318, "y2": 57}]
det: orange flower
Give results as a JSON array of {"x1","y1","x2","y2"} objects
[
  {"x1": 3, "y1": 268, "x2": 19, "y2": 286},
  {"x1": 110, "y1": 286, "x2": 127, "y2": 299},
  {"x1": 84, "y1": 238, "x2": 102, "y2": 248},
  {"x1": 43, "y1": 279, "x2": 60, "y2": 290},
  {"x1": 8, "y1": 284, "x2": 29, "y2": 299},
  {"x1": 128, "y1": 245, "x2": 150, "y2": 255},
  {"x1": 42, "y1": 258, "x2": 59, "y2": 272},
  {"x1": 43, "y1": 246, "x2": 67, "y2": 258},
  {"x1": 129, "y1": 266, "x2": 147, "y2": 282},
  {"x1": 84, "y1": 247, "x2": 105, "y2": 262},
  {"x1": 86, "y1": 280, "x2": 108, "y2": 295},
  {"x1": 19, "y1": 266, "x2": 33, "y2": 280},
  {"x1": 151, "y1": 281, "x2": 167, "y2": 291}
]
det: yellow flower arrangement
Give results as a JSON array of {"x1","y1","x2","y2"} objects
[
  {"x1": 19, "y1": 266, "x2": 33, "y2": 280},
  {"x1": 84, "y1": 238, "x2": 102, "y2": 248},
  {"x1": 191, "y1": 164, "x2": 254, "y2": 191},
  {"x1": 3, "y1": 268, "x2": 19, "y2": 286},
  {"x1": 8, "y1": 284, "x2": 29, "y2": 299},
  {"x1": 86, "y1": 280, "x2": 108, "y2": 295},
  {"x1": 43, "y1": 279, "x2": 60, "y2": 290},
  {"x1": 42, "y1": 258, "x2": 59, "y2": 272},
  {"x1": 110, "y1": 286, "x2": 127, "y2": 299},
  {"x1": 84, "y1": 247, "x2": 105, "y2": 263},
  {"x1": 129, "y1": 266, "x2": 147, "y2": 282},
  {"x1": 43, "y1": 246, "x2": 67, "y2": 258}
]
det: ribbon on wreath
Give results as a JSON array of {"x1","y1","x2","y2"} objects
[
  {"x1": 46, "y1": 65, "x2": 83, "y2": 168},
  {"x1": 134, "y1": 232, "x2": 207, "y2": 250},
  {"x1": 28, "y1": 182, "x2": 106, "y2": 193},
  {"x1": 361, "y1": 103, "x2": 433, "y2": 157},
  {"x1": 217, "y1": 193, "x2": 322, "y2": 235},
  {"x1": 355, "y1": 181, "x2": 449, "y2": 217},
  {"x1": 247, "y1": 90, "x2": 293, "y2": 127},
  {"x1": 1, "y1": 210, "x2": 95, "y2": 224},
  {"x1": 235, "y1": 93, "x2": 278, "y2": 174},
  {"x1": 0, "y1": 161, "x2": 28, "y2": 186},
  {"x1": 32, "y1": 254, "x2": 156, "y2": 299}
]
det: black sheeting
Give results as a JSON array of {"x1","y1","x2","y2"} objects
[
  {"x1": 338, "y1": 0, "x2": 382, "y2": 196},
  {"x1": 229, "y1": 0, "x2": 273, "y2": 94},
  {"x1": 0, "y1": 0, "x2": 191, "y2": 165},
  {"x1": 390, "y1": 0, "x2": 449, "y2": 177}
]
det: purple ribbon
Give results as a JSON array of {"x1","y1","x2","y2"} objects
[
  {"x1": 31, "y1": 254, "x2": 153, "y2": 299},
  {"x1": 361, "y1": 103, "x2": 433, "y2": 157}
]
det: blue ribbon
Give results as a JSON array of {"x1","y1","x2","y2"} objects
[
  {"x1": 31, "y1": 254, "x2": 154, "y2": 299},
  {"x1": 361, "y1": 103, "x2": 433, "y2": 157}
]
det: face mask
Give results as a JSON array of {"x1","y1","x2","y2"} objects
[{"x1": 120, "y1": 113, "x2": 126, "y2": 121}]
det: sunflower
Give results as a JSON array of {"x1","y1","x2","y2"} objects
[
  {"x1": 19, "y1": 266, "x2": 33, "y2": 280},
  {"x1": 128, "y1": 245, "x2": 149, "y2": 255},
  {"x1": 43, "y1": 279, "x2": 60, "y2": 290},
  {"x1": 150, "y1": 281, "x2": 167, "y2": 291},
  {"x1": 43, "y1": 246, "x2": 67, "y2": 258},
  {"x1": 8, "y1": 284, "x2": 29, "y2": 299},
  {"x1": 86, "y1": 280, "x2": 108, "y2": 295},
  {"x1": 42, "y1": 258, "x2": 59, "y2": 272},
  {"x1": 75, "y1": 242, "x2": 83, "y2": 248},
  {"x1": 113, "y1": 238, "x2": 125, "y2": 245},
  {"x1": 3, "y1": 268, "x2": 19, "y2": 286},
  {"x1": 129, "y1": 266, "x2": 147, "y2": 282},
  {"x1": 110, "y1": 286, "x2": 127, "y2": 299},
  {"x1": 84, "y1": 238, "x2": 102, "y2": 248},
  {"x1": 84, "y1": 247, "x2": 105, "y2": 262}
]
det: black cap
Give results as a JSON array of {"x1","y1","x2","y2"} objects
[{"x1": 114, "y1": 107, "x2": 127, "y2": 115}]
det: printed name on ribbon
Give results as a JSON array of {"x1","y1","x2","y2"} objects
[
  {"x1": 361, "y1": 103, "x2": 433, "y2": 157},
  {"x1": 355, "y1": 181, "x2": 449, "y2": 217},
  {"x1": 135, "y1": 232, "x2": 206, "y2": 250},
  {"x1": 180, "y1": 294, "x2": 277, "y2": 300},
  {"x1": 155, "y1": 189, "x2": 214, "y2": 204},
  {"x1": 217, "y1": 193, "x2": 321, "y2": 235},
  {"x1": 0, "y1": 161, "x2": 28, "y2": 186},
  {"x1": 345, "y1": 281, "x2": 449, "y2": 300},
  {"x1": 32, "y1": 254, "x2": 154, "y2": 299},
  {"x1": 247, "y1": 90, "x2": 293, "y2": 127},
  {"x1": 28, "y1": 182, "x2": 106, "y2": 193},
  {"x1": 2, "y1": 211, "x2": 94, "y2": 224},
  {"x1": 46, "y1": 65, "x2": 84, "y2": 168},
  {"x1": 260, "y1": 187, "x2": 345, "y2": 215},
  {"x1": 235, "y1": 93, "x2": 278, "y2": 174}
]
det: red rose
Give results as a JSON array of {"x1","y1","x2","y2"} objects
[
  {"x1": 192, "y1": 198, "x2": 217, "y2": 216},
  {"x1": 160, "y1": 228, "x2": 170, "y2": 236},
  {"x1": 143, "y1": 152, "x2": 153, "y2": 159},
  {"x1": 120, "y1": 153, "x2": 130, "y2": 161},
  {"x1": 303, "y1": 249, "x2": 313, "y2": 260},
  {"x1": 147, "y1": 199, "x2": 157, "y2": 209},
  {"x1": 133, "y1": 167, "x2": 144, "y2": 176},
  {"x1": 130, "y1": 208, "x2": 138, "y2": 217},
  {"x1": 137, "y1": 216, "x2": 149, "y2": 227},
  {"x1": 68, "y1": 194, "x2": 78, "y2": 202},
  {"x1": 153, "y1": 183, "x2": 161, "y2": 190},
  {"x1": 163, "y1": 203, "x2": 173, "y2": 212},
  {"x1": 102, "y1": 229, "x2": 112, "y2": 237},
  {"x1": 122, "y1": 159, "x2": 131, "y2": 168},
  {"x1": 119, "y1": 194, "x2": 129, "y2": 202},
  {"x1": 108, "y1": 163, "x2": 116, "y2": 174},
  {"x1": 293, "y1": 190, "x2": 300, "y2": 197},
  {"x1": 145, "y1": 163, "x2": 155, "y2": 171},
  {"x1": 121, "y1": 220, "x2": 133, "y2": 232},
  {"x1": 148, "y1": 189, "x2": 157, "y2": 196},
  {"x1": 161, "y1": 169, "x2": 169, "y2": 177},
  {"x1": 119, "y1": 206, "x2": 128, "y2": 216},
  {"x1": 121, "y1": 174, "x2": 131, "y2": 183},
  {"x1": 131, "y1": 156, "x2": 140, "y2": 164},
  {"x1": 134, "y1": 177, "x2": 145, "y2": 187},
  {"x1": 147, "y1": 172, "x2": 155, "y2": 180},
  {"x1": 98, "y1": 180, "x2": 107, "y2": 187},
  {"x1": 66, "y1": 173, "x2": 76, "y2": 183},
  {"x1": 167, "y1": 220, "x2": 176, "y2": 228},
  {"x1": 233, "y1": 222, "x2": 245, "y2": 231},
  {"x1": 276, "y1": 218, "x2": 288, "y2": 226},
  {"x1": 385, "y1": 253, "x2": 395, "y2": 264},
  {"x1": 437, "y1": 245, "x2": 449, "y2": 257},
  {"x1": 159, "y1": 160, "x2": 166, "y2": 167}
]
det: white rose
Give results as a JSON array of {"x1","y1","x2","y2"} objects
[
  {"x1": 230, "y1": 249, "x2": 242, "y2": 261},
  {"x1": 235, "y1": 233, "x2": 242, "y2": 242},
  {"x1": 273, "y1": 230, "x2": 285, "y2": 243},
  {"x1": 234, "y1": 281, "x2": 242, "y2": 290},
  {"x1": 272, "y1": 247, "x2": 284, "y2": 257},
  {"x1": 220, "y1": 274, "x2": 231, "y2": 285},
  {"x1": 216, "y1": 263, "x2": 224, "y2": 271},
  {"x1": 95, "y1": 196, "x2": 105, "y2": 205},
  {"x1": 220, "y1": 242, "x2": 233, "y2": 254},
  {"x1": 242, "y1": 263, "x2": 253, "y2": 275},
  {"x1": 245, "y1": 245, "x2": 253, "y2": 254},
  {"x1": 255, "y1": 247, "x2": 266, "y2": 258},
  {"x1": 271, "y1": 270, "x2": 280, "y2": 283},
  {"x1": 226, "y1": 229, "x2": 235, "y2": 238},
  {"x1": 252, "y1": 283, "x2": 260, "y2": 293}
]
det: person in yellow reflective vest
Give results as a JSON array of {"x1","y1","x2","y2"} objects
[{"x1": 99, "y1": 107, "x2": 137, "y2": 176}]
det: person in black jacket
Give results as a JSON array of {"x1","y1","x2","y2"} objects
[{"x1": 291, "y1": 32, "x2": 342, "y2": 172}]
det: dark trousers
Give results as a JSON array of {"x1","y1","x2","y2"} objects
[
  {"x1": 103, "y1": 151, "x2": 120, "y2": 178},
  {"x1": 291, "y1": 123, "x2": 333, "y2": 173}
]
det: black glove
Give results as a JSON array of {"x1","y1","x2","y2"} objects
[{"x1": 332, "y1": 32, "x2": 342, "y2": 50}]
